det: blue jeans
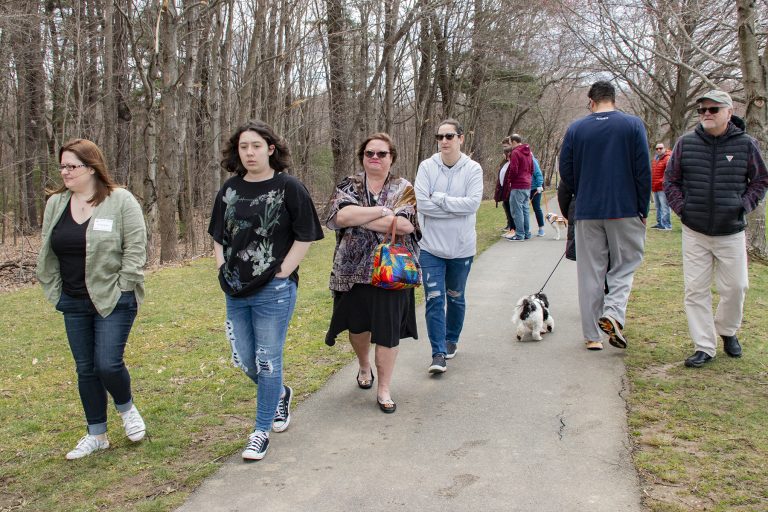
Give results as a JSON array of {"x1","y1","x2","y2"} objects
[
  {"x1": 56, "y1": 291, "x2": 138, "y2": 435},
  {"x1": 420, "y1": 250, "x2": 473, "y2": 356},
  {"x1": 225, "y1": 277, "x2": 296, "y2": 432},
  {"x1": 653, "y1": 191, "x2": 672, "y2": 229},
  {"x1": 509, "y1": 189, "x2": 531, "y2": 238},
  {"x1": 530, "y1": 189, "x2": 544, "y2": 228}
]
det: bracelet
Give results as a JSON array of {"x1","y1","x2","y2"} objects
[{"x1": 381, "y1": 207, "x2": 388, "y2": 217}]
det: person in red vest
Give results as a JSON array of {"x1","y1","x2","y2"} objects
[{"x1": 651, "y1": 142, "x2": 672, "y2": 230}]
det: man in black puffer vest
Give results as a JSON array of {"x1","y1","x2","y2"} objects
[{"x1": 664, "y1": 90, "x2": 768, "y2": 368}]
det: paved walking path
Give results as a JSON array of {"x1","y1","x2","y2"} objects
[{"x1": 178, "y1": 210, "x2": 643, "y2": 512}]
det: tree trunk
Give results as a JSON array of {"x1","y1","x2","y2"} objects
[
  {"x1": 736, "y1": 0, "x2": 768, "y2": 259},
  {"x1": 326, "y1": 0, "x2": 352, "y2": 183},
  {"x1": 158, "y1": 0, "x2": 180, "y2": 262}
]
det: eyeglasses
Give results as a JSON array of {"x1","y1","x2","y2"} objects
[
  {"x1": 435, "y1": 133, "x2": 459, "y2": 141},
  {"x1": 59, "y1": 164, "x2": 88, "y2": 172},
  {"x1": 364, "y1": 150, "x2": 390, "y2": 159},
  {"x1": 697, "y1": 106, "x2": 723, "y2": 115}
]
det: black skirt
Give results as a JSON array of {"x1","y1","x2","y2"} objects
[{"x1": 325, "y1": 284, "x2": 418, "y2": 348}]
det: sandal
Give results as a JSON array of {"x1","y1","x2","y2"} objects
[
  {"x1": 377, "y1": 397, "x2": 396, "y2": 414},
  {"x1": 356, "y1": 368, "x2": 374, "y2": 389}
]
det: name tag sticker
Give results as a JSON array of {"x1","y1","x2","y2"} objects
[{"x1": 93, "y1": 218, "x2": 114, "y2": 232}]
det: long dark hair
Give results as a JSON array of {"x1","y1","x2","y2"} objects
[
  {"x1": 53, "y1": 139, "x2": 117, "y2": 206},
  {"x1": 221, "y1": 120, "x2": 291, "y2": 176}
]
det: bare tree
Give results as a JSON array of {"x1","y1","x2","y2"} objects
[{"x1": 737, "y1": 0, "x2": 768, "y2": 258}]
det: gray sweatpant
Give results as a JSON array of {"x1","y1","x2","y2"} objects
[{"x1": 575, "y1": 217, "x2": 646, "y2": 342}]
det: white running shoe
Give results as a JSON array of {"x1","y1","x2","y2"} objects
[
  {"x1": 66, "y1": 435, "x2": 109, "y2": 460},
  {"x1": 120, "y1": 405, "x2": 146, "y2": 442}
]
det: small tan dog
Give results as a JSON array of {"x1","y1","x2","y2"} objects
[{"x1": 545, "y1": 212, "x2": 568, "y2": 240}]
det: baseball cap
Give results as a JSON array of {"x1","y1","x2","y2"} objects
[{"x1": 696, "y1": 90, "x2": 733, "y2": 108}]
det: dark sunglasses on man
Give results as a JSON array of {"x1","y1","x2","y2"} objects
[
  {"x1": 435, "y1": 133, "x2": 458, "y2": 141},
  {"x1": 696, "y1": 106, "x2": 724, "y2": 115}
]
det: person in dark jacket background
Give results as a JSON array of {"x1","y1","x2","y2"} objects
[
  {"x1": 504, "y1": 134, "x2": 534, "y2": 242},
  {"x1": 559, "y1": 80, "x2": 651, "y2": 352},
  {"x1": 664, "y1": 89, "x2": 768, "y2": 368}
]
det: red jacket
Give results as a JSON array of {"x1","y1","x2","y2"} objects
[{"x1": 652, "y1": 149, "x2": 671, "y2": 192}]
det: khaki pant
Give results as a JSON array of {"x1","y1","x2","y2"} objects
[{"x1": 682, "y1": 226, "x2": 749, "y2": 357}]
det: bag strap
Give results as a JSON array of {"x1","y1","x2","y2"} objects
[{"x1": 385, "y1": 217, "x2": 398, "y2": 244}]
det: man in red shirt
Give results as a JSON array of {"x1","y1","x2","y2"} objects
[{"x1": 651, "y1": 142, "x2": 672, "y2": 230}]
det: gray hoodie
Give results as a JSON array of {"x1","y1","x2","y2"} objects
[{"x1": 414, "y1": 152, "x2": 483, "y2": 259}]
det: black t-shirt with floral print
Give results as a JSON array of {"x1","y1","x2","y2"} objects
[{"x1": 208, "y1": 173, "x2": 324, "y2": 297}]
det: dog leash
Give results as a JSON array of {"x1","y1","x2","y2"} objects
[{"x1": 538, "y1": 251, "x2": 567, "y2": 294}]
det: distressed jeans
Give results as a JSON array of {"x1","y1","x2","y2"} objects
[
  {"x1": 225, "y1": 277, "x2": 296, "y2": 432},
  {"x1": 420, "y1": 250, "x2": 474, "y2": 357},
  {"x1": 57, "y1": 291, "x2": 138, "y2": 435}
]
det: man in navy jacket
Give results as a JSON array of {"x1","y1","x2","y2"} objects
[
  {"x1": 559, "y1": 81, "x2": 651, "y2": 351},
  {"x1": 664, "y1": 89, "x2": 768, "y2": 368}
]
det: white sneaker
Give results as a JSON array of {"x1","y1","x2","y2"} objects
[
  {"x1": 66, "y1": 435, "x2": 109, "y2": 460},
  {"x1": 242, "y1": 430, "x2": 270, "y2": 460},
  {"x1": 120, "y1": 405, "x2": 146, "y2": 442}
]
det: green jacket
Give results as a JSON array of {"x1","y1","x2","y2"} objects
[{"x1": 36, "y1": 188, "x2": 147, "y2": 317}]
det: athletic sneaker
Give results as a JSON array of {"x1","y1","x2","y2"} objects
[
  {"x1": 66, "y1": 435, "x2": 109, "y2": 460},
  {"x1": 446, "y1": 342, "x2": 458, "y2": 359},
  {"x1": 537, "y1": 228, "x2": 545, "y2": 237},
  {"x1": 599, "y1": 315, "x2": 627, "y2": 349},
  {"x1": 506, "y1": 235, "x2": 525, "y2": 242},
  {"x1": 272, "y1": 385, "x2": 293, "y2": 433},
  {"x1": 242, "y1": 430, "x2": 270, "y2": 461},
  {"x1": 428, "y1": 354, "x2": 447, "y2": 373},
  {"x1": 120, "y1": 405, "x2": 146, "y2": 442}
]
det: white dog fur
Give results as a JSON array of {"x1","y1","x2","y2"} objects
[
  {"x1": 545, "y1": 212, "x2": 568, "y2": 240},
  {"x1": 514, "y1": 292, "x2": 554, "y2": 341}
]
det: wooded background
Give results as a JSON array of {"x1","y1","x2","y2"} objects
[{"x1": 1, "y1": 0, "x2": 766, "y2": 262}]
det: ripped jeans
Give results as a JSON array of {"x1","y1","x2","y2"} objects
[
  {"x1": 225, "y1": 277, "x2": 297, "y2": 432},
  {"x1": 420, "y1": 250, "x2": 474, "y2": 357}
]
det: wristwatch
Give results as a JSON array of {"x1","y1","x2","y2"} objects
[{"x1": 381, "y1": 207, "x2": 388, "y2": 217}]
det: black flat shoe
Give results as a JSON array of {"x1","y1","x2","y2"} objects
[
  {"x1": 684, "y1": 351, "x2": 714, "y2": 368},
  {"x1": 721, "y1": 335, "x2": 742, "y2": 357},
  {"x1": 356, "y1": 368, "x2": 374, "y2": 389},
  {"x1": 377, "y1": 397, "x2": 396, "y2": 414}
]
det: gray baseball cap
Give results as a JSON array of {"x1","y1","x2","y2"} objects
[{"x1": 696, "y1": 90, "x2": 733, "y2": 108}]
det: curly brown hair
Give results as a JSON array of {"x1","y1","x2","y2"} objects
[{"x1": 221, "y1": 120, "x2": 291, "y2": 176}]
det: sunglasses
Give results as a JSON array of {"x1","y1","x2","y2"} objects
[
  {"x1": 655, "y1": 147, "x2": 664, "y2": 150},
  {"x1": 697, "y1": 106, "x2": 724, "y2": 115},
  {"x1": 435, "y1": 133, "x2": 459, "y2": 141},
  {"x1": 364, "y1": 150, "x2": 390, "y2": 159}
]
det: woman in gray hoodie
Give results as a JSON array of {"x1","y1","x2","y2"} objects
[{"x1": 414, "y1": 119, "x2": 483, "y2": 374}]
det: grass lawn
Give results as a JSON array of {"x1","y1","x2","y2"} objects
[
  {"x1": 1, "y1": 199, "x2": 766, "y2": 511},
  {"x1": 627, "y1": 224, "x2": 768, "y2": 511}
]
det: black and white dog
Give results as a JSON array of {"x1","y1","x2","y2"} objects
[{"x1": 514, "y1": 292, "x2": 554, "y2": 341}]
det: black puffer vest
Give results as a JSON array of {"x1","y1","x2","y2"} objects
[{"x1": 678, "y1": 122, "x2": 750, "y2": 235}]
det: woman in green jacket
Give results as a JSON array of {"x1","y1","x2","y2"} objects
[{"x1": 37, "y1": 139, "x2": 147, "y2": 459}]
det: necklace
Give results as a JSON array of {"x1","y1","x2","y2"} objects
[
  {"x1": 72, "y1": 193, "x2": 93, "y2": 213},
  {"x1": 365, "y1": 174, "x2": 385, "y2": 203}
]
